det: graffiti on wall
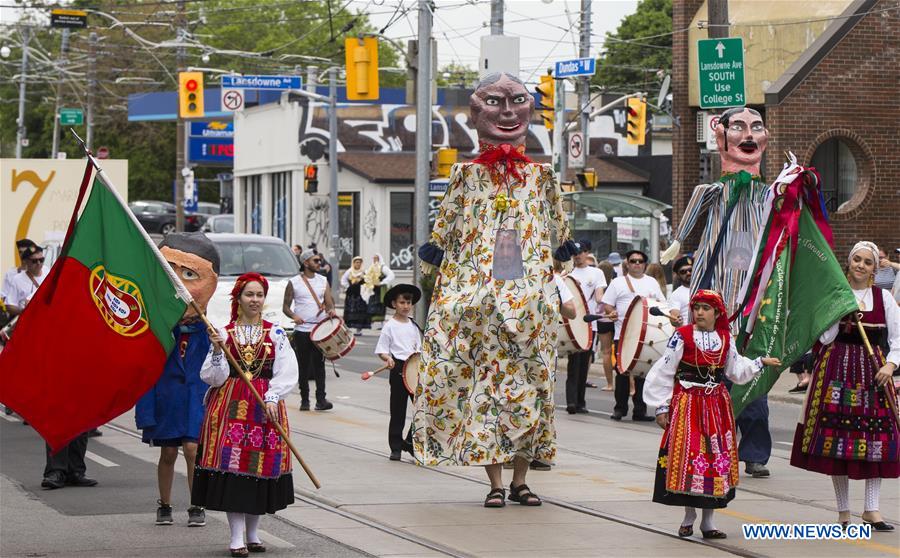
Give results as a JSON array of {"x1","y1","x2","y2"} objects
[
  {"x1": 391, "y1": 243, "x2": 415, "y2": 270},
  {"x1": 363, "y1": 199, "x2": 377, "y2": 240},
  {"x1": 305, "y1": 196, "x2": 329, "y2": 251}
]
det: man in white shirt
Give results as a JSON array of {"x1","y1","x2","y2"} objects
[
  {"x1": 667, "y1": 256, "x2": 694, "y2": 323},
  {"x1": 5, "y1": 244, "x2": 49, "y2": 316},
  {"x1": 601, "y1": 250, "x2": 677, "y2": 422},
  {"x1": 283, "y1": 250, "x2": 337, "y2": 411},
  {"x1": 2, "y1": 239, "x2": 38, "y2": 306},
  {"x1": 565, "y1": 239, "x2": 607, "y2": 414}
]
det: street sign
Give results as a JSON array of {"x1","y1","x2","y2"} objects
[
  {"x1": 96, "y1": 146, "x2": 110, "y2": 159},
  {"x1": 59, "y1": 108, "x2": 83, "y2": 126},
  {"x1": 697, "y1": 37, "x2": 745, "y2": 109},
  {"x1": 51, "y1": 8, "x2": 87, "y2": 29},
  {"x1": 567, "y1": 131, "x2": 585, "y2": 169},
  {"x1": 554, "y1": 58, "x2": 596, "y2": 78},
  {"x1": 184, "y1": 172, "x2": 198, "y2": 213},
  {"x1": 220, "y1": 88, "x2": 244, "y2": 112},
  {"x1": 220, "y1": 75, "x2": 302, "y2": 90}
]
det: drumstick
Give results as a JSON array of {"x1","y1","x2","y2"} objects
[{"x1": 362, "y1": 363, "x2": 391, "y2": 380}]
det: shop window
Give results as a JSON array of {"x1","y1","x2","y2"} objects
[
  {"x1": 244, "y1": 175, "x2": 262, "y2": 234},
  {"x1": 271, "y1": 171, "x2": 291, "y2": 241},
  {"x1": 390, "y1": 192, "x2": 414, "y2": 270},
  {"x1": 338, "y1": 192, "x2": 360, "y2": 268},
  {"x1": 811, "y1": 138, "x2": 858, "y2": 214}
]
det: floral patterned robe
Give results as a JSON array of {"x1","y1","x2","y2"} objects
[{"x1": 412, "y1": 161, "x2": 570, "y2": 466}]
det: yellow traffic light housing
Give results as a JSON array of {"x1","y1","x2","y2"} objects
[
  {"x1": 534, "y1": 73, "x2": 554, "y2": 131},
  {"x1": 345, "y1": 37, "x2": 380, "y2": 101},
  {"x1": 435, "y1": 148, "x2": 458, "y2": 177},
  {"x1": 304, "y1": 165, "x2": 318, "y2": 193},
  {"x1": 576, "y1": 168, "x2": 597, "y2": 190},
  {"x1": 178, "y1": 71, "x2": 204, "y2": 119},
  {"x1": 625, "y1": 97, "x2": 647, "y2": 146}
]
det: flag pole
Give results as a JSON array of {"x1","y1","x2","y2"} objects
[
  {"x1": 69, "y1": 129, "x2": 321, "y2": 489},
  {"x1": 854, "y1": 312, "x2": 900, "y2": 425}
]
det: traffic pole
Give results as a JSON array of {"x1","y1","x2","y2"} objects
[
  {"x1": 328, "y1": 67, "x2": 340, "y2": 293},
  {"x1": 413, "y1": 0, "x2": 433, "y2": 326}
]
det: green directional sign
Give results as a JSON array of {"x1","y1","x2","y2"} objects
[
  {"x1": 59, "y1": 108, "x2": 84, "y2": 126},
  {"x1": 698, "y1": 37, "x2": 745, "y2": 109}
]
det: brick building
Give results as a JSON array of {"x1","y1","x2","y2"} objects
[{"x1": 672, "y1": 0, "x2": 899, "y2": 259}]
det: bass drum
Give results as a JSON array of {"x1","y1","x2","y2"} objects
[
  {"x1": 557, "y1": 275, "x2": 594, "y2": 355},
  {"x1": 616, "y1": 296, "x2": 675, "y2": 378}
]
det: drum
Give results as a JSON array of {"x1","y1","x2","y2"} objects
[
  {"x1": 557, "y1": 276, "x2": 594, "y2": 356},
  {"x1": 310, "y1": 317, "x2": 356, "y2": 361},
  {"x1": 402, "y1": 353, "x2": 420, "y2": 396},
  {"x1": 617, "y1": 297, "x2": 675, "y2": 378}
]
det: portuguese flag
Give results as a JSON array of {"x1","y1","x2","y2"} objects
[{"x1": 0, "y1": 162, "x2": 190, "y2": 451}]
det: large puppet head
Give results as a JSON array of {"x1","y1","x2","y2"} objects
[
  {"x1": 715, "y1": 107, "x2": 768, "y2": 176},
  {"x1": 470, "y1": 72, "x2": 534, "y2": 147},
  {"x1": 158, "y1": 232, "x2": 220, "y2": 320}
]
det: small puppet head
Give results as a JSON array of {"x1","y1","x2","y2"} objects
[
  {"x1": 158, "y1": 232, "x2": 220, "y2": 320},
  {"x1": 469, "y1": 73, "x2": 534, "y2": 147},
  {"x1": 715, "y1": 107, "x2": 768, "y2": 176}
]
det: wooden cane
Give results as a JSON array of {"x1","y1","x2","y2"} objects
[
  {"x1": 193, "y1": 302, "x2": 321, "y2": 489},
  {"x1": 361, "y1": 363, "x2": 391, "y2": 381},
  {"x1": 854, "y1": 312, "x2": 900, "y2": 425}
]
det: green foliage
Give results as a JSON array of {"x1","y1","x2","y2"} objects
[
  {"x1": 436, "y1": 62, "x2": 478, "y2": 89},
  {"x1": 592, "y1": 0, "x2": 672, "y2": 94}
]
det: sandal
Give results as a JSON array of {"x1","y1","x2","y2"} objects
[
  {"x1": 701, "y1": 529, "x2": 727, "y2": 539},
  {"x1": 788, "y1": 382, "x2": 809, "y2": 393},
  {"x1": 508, "y1": 483, "x2": 542, "y2": 506},
  {"x1": 247, "y1": 542, "x2": 267, "y2": 553},
  {"x1": 230, "y1": 548, "x2": 249, "y2": 558},
  {"x1": 678, "y1": 525, "x2": 693, "y2": 538},
  {"x1": 484, "y1": 487, "x2": 506, "y2": 508}
]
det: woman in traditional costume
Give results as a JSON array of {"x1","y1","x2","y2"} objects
[
  {"x1": 341, "y1": 256, "x2": 370, "y2": 335},
  {"x1": 790, "y1": 241, "x2": 900, "y2": 531},
  {"x1": 644, "y1": 290, "x2": 780, "y2": 539},
  {"x1": 362, "y1": 254, "x2": 395, "y2": 326},
  {"x1": 192, "y1": 272, "x2": 298, "y2": 557}
]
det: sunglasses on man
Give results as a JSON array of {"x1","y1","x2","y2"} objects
[
  {"x1": 28, "y1": 257, "x2": 45, "y2": 264},
  {"x1": 628, "y1": 258, "x2": 646, "y2": 265},
  {"x1": 677, "y1": 267, "x2": 693, "y2": 275}
]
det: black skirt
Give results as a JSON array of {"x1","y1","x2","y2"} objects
[
  {"x1": 343, "y1": 283, "x2": 371, "y2": 329},
  {"x1": 192, "y1": 468, "x2": 295, "y2": 514},
  {"x1": 652, "y1": 447, "x2": 734, "y2": 509}
]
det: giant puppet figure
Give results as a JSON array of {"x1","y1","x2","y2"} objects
[
  {"x1": 413, "y1": 73, "x2": 575, "y2": 506},
  {"x1": 662, "y1": 107, "x2": 770, "y2": 323},
  {"x1": 136, "y1": 232, "x2": 219, "y2": 526}
]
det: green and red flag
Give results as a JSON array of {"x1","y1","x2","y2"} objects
[
  {"x1": 0, "y1": 162, "x2": 191, "y2": 451},
  {"x1": 730, "y1": 165, "x2": 857, "y2": 416}
]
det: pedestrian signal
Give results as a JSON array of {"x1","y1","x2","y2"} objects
[
  {"x1": 179, "y1": 72, "x2": 204, "y2": 119},
  {"x1": 576, "y1": 168, "x2": 597, "y2": 190},
  {"x1": 304, "y1": 165, "x2": 318, "y2": 193},
  {"x1": 345, "y1": 37, "x2": 380, "y2": 101},
  {"x1": 625, "y1": 97, "x2": 647, "y2": 146},
  {"x1": 436, "y1": 148, "x2": 457, "y2": 177},
  {"x1": 534, "y1": 72, "x2": 555, "y2": 131}
]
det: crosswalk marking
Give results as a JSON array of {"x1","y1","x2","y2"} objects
[{"x1": 85, "y1": 450, "x2": 119, "y2": 467}]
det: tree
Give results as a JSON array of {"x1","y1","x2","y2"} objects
[{"x1": 592, "y1": 0, "x2": 672, "y2": 94}]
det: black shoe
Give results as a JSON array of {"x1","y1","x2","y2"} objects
[
  {"x1": 576, "y1": 407, "x2": 589, "y2": 414},
  {"x1": 632, "y1": 415, "x2": 655, "y2": 422},
  {"x1": 3, "y1": 406, "x2": 12, "y2": 415},
  {"x1": 609, "y1": 412, "x2": 623, "y2": 421},
  {"x1": 41, "y1": 473, "x2": 65, "y2": 490},
  {"x1": 299, "y1": 401, "x2": 310, "y2": 411},
  {"x1": 389, "y1": 450, "x2": 402, "y2": 461},
  {"x1": 315, "y1": 400, "x2": 333, "y2": 411},
  {"x1": 864, "y1": 521, "x2": 895, "y2": 532},
  {"x1": 87, "y1": 428, "x2": 103, "y2": 437},
  {"x1": 66, "y1": 474, "x2": 98, "y2": 487},
  {"x1": 530, "y1": 460, "x2": 551, "y2": 471},
  {"x1": 788, "y1": 383, "x2": 809, "y2": 394},
  {"x1": 156, "y1": 500, "x2": 173, "y2": 525},
  {"x1": 745, "y1": 462, "x2": 770, "y2": 478},
  {"x1": 566, "y1": 405, "x2": 577, "y2": 414},
  {"x1": 585, "y1": 381, "x2": 598, "y2": 389}
]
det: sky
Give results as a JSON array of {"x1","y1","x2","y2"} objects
[{"x1": 363, "y1": 0, "x2": 640, "y2": 85}]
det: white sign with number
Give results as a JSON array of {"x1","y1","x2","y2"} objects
[
  {"x1": 220, "y1": 88, "x2": 244, "y2": 112},
  {"x1": 567, "y1": 131, "x2": 585, "y2": 169}
]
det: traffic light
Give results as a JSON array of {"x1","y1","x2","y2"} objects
[
  {"x1": 304, "y1": 165, "x2": 318, "y2": 193},
  {"x1": 576, "y1": 168, "x2": 597, "y2": 190},
  {"x1": 178, "y1": 72, "x2": 204, "y2": 119},
  {"x1": 345, "y1": 37, "x2": 380, "y2": 101},
  {"x1": 534, "y1": 72, "x2": 554, "y2": 130},
  {"x1": 435, "y1": 148, "x2": 457, "y2": 177},
  {"x1": 625, "y1": 97, "x2": 647, "y2": 146}
]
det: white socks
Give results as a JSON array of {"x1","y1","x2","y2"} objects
[
  {"x1": 246, "y1": 513, "x2": 262, "y2": 545},
  {"x1": 227, "y1": 512, "x2": 246, "y2": 550},
  {"x1": 681, "y1": 507, "x2": 697, "y2": 527},
  {"x1": 864, "y1": 478, "x2": 881, "y2": 512},
  {"x1": 700, "y1": 509, "x2": 717, "y2": 532},
  {"x1": 832, "y1": 475, "x2": 850, "y2": 512}
]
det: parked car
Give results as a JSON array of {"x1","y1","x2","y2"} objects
[
  {"x1": 201, "y1": 214, "x2": 234, "y2": 233},
  {"x1": 129, "y1": 200, "x2": 204, "y2": 234},
  {"x1": 196, "y1": 201, "x2": 222, "y2": 215},
  {"x1": 205, "y1": 233, "x2": 300, "y2": 331}
]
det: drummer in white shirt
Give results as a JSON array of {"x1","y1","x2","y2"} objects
[
  {"x1": 667, "y1": 256, "x2": 694, "y2": 323},
  {"x1": 601, "y1": 249, "x2": 680, "y2": 422},
  {"x1": 565, "y1": 240, "x2": 607, "y2": 414}
]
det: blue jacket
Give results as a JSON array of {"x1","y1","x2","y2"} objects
[{"x1": 135, "y1": 322, "x2": 211, "y2": 443}]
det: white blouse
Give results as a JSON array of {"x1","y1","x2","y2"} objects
[
  {"x1": 643, "y1": 329, "x2": 764, "y2": 413},
  {"x1": 818, "y1": 287, "x2": 900, "y2": 368},
  {"x1": 200, "y1": 324, "x2": 299, "y2": 404}
]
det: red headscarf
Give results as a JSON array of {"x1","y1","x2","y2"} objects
[
  {"x1": 230, "y1": 272, "x2": 269, "y2": 322},
  {"x1": 690, "y1": 289, "x2": 730, "y2": 336}
]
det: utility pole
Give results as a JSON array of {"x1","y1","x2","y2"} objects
[
  {"x1": 708, "y1": 0, "x2": 728, "y2": 177},
  {"x1": 86, "y1": 32, "x2": 97, "y2": 152},
  {"x1": 413, "y1": 0, "x2": 433, "y2": 325},
  {"x1": 578, "y1": 0, "x2": 591, "y2": 153},
  {"x1": 490, "y1": 0, "x2": 503, "y2": 35},
  {"x1": 328, "y1": 67, "x2": 340, "y2": 292},
  {"x1": 175, "y1": 0, "x2": 186, "y2": 232},
  {"x1": 306, "y1": 65, "x2": 317, "y2": 93},
  {"x1": 552, "y1": 76, "x2": 566, "y2": 179},
  {"x1": 15, "y1": 27, "x2": 31, "y2": 159},
  {"x1": 51, "y1": 28, "x2": 70, "y2": 159}
]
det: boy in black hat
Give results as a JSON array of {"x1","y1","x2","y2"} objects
[{"x1": 375, "y1": 284, "x2": 422, "y2": 461}]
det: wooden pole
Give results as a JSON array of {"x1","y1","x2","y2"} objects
[
  {"x1": 854, "y1": 312, "x2": 899, "y2": 425},
  {"x1": 192, "y1": 301, "x2": 321, "y2": 489}
]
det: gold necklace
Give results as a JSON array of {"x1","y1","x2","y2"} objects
[
  {"x1": 232, "y1": 322, "x2": 264, "y2": 366},
  {"x1": 852, "y1": 286, "x2": 869, "y2": 311}
]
